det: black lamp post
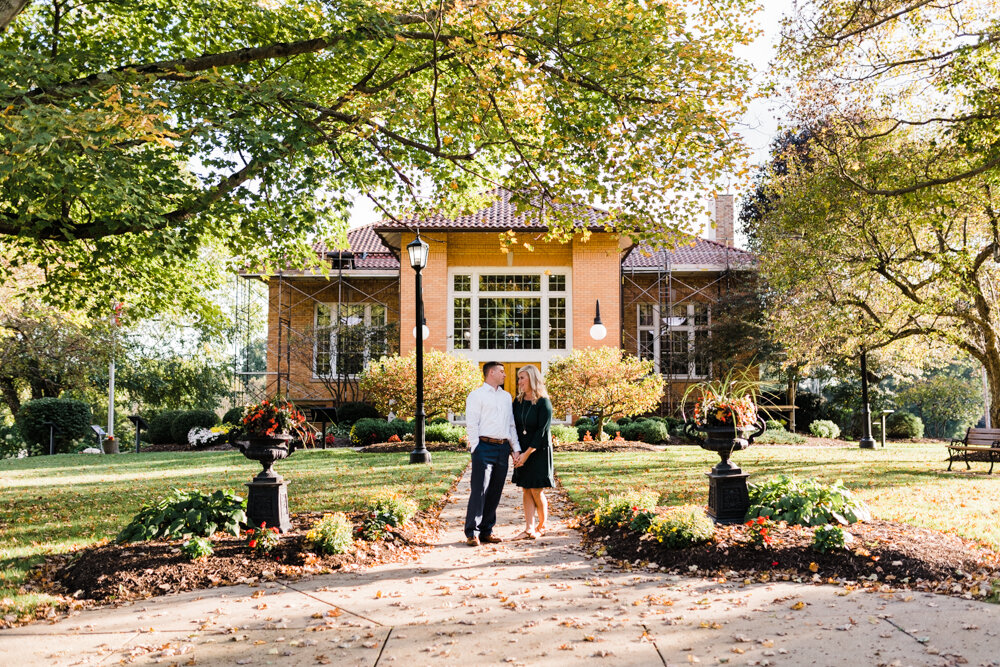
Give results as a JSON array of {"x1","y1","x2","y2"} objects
[
  {"x1": 859, "y1": 349, "x2": 876, "y2": 449},
  {"x1": 407, "y1": 233, "x2": 431, "y2": 464},
  {"x1": 43, "y1": 421, "x2": 60, "y2": 455}
]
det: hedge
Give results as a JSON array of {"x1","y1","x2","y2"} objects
[
  {"x1": 337, "y1": 402, "x2": 382, "y2": 426},
  {"x1": 15, "y1": 397, "x2": 92, "y2": 455},
  {"x1": 170, "y1": 410, "x2": 220, "y2": 444},
  {"x1": 147, "y1": 410, "x2": 185, "y2": 445}
]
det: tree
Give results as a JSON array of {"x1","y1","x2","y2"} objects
[
  {"x1": 1, "y1": 0, "x2": 757, "y2": 308},
  {"x1": 545, "y1": 347, "x2": 664, "y2": 440},
  {"x1": 359, "y1": 350, "x2": 480, "y2": 421},
  {"x1": 0, "y1": 298, "x2": 112, "y2": 415},
  {"x1": 746, "y1": 125, "x2": 1000, "y2": 426},
  {"x1": 777, "y1": 0, "x2": 1000, "y2": 196}
]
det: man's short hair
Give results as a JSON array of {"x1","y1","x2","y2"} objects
[{"x1": 482, "y1": 361, "x2": 502, "y2": 379}]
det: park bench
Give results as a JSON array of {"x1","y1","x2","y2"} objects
[{"x1": 946, "y1": 427, "x2": 1000, "y2": 474}]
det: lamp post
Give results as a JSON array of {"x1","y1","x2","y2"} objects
[
  {"x1": 407, "y1": 233, "x2": 431, "y2": 464},
  {"x1": 858, "y1": 349, "x2": 877, "y2": 449}
]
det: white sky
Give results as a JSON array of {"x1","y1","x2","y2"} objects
[{"x1": 347, "y1": 2, "x2": 792, "y2": 233}]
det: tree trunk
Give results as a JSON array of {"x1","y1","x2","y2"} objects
[
  {"x1": 0, "y1": 0, "x2": 31, "y2": 33},
  {"x1": 984, "y1": 351, "x2": 1000, "y2": 428},
  {"x1": 0, "y1": 376, "x2": 20, "y2": 415},
  {"x1": 595, "y1": 412, "x2": 608, "y2": 441},
  {"x1": 786, "y1": 372, "x2": 798, "y2": 432}
]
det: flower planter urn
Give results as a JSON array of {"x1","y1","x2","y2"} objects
[
  {"x1": 686, "y1": 418, "x2": 766, "y2": 524},
  {"x1": 234, "y1": 433, "x2": 296, "y2": 533}
]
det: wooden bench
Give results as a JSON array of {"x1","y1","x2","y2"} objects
[{"x1": 947, "y1": 427, "x2": 1000, "y2": 474}]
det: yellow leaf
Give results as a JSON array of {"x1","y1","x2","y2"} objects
[
  {"x1": 809, "y1": 562, "x2": 819, "y2": 572},
  {"x1": 791, "y1": 601, "x2": 805, "y2": 610}
]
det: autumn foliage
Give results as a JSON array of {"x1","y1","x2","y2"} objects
[
  {"x1": 360, "y1": 350, "x2": 481, "y2": 421},
  {"x1": 545, "y1": 348, "x2": 664, "y2": 441}
]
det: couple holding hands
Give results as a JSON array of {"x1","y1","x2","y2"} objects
[{"x1": 464, "y1": 361, "x2": 554, "y2": 546}]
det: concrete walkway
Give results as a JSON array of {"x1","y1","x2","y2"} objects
[{"x1": 2, "y1": 464, "x2": 999, "y2": 666}]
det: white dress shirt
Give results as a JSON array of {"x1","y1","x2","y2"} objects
[{"x1": 465, "y1": 382, "x2": 520, "y2": 453}]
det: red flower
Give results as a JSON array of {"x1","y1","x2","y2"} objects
[
  {"x1": 271, "y1": 527, "x2": 278, "y2": 533},
  {"x1": 260, "y1": 522, "x2": 267, "y2": 528},
  {"x1": 249, "y1": 539, "x2": 257, "y2": 548},
  {"x1": 771, "y1": 561, "x2": 779, "y2": 567}
]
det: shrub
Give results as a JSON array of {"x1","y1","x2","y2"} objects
[
  {"x1": 361, "y1": 490, "x2": 417, "y2": 541},
  {"x1": 755, "y1": 429, "x2": 808, "y2": 445},
  {"x1": 808, "y1": 419, "x2": 841, "y2": 439},
  {"x1": 747, "y1": 475, "x2": 872, "y2": 526},
  {"x1": 646, "y1": 506, "x2": 715, "y2": 548},
  {"x1": 425, "y1": 422, "x2": 465, "y2": 444},
  {"x1": 360, "y1": 351, "x2": 481, "y2": 420},
  {"x1": 794, "y1": 391, "x2": 825, "y2": 431},
  {"x1": 390, "y1": 418, "x2": 414, "y2": 437},
  {"x1": 1, "y1": 424, "x2": 27, "y2": 459},
  {"x1": 222, "y1": 406, "x2": 245, "y2": 425},
  {"x1": 117, "y1": 489, "x2": 247, "y2": 543},
  {"x1": 764, "y1": 419, "x2": 786, "y2": 432},
  {"x1": 812, "y1": 524, "x2": 852, "y2": 553},
  {"x1": 593, "y1": 489, "x2": 659, "y2": 528},
  {"x1": 170, "y1": 409, "x2": 220, "y2": 444},
  {"x1": 350, "y1": 417, "x2": 396, "y2": 447},
  {"x1": 147, "y1": 410, "x2": 185, "y2": 444},
  {"x1": 15, "y1": 397, "x2": 92, "y2": 455},
  {"x1": 576, "y1": 421, "x2": 596, "y2": 441},
  {"x1": 620, "y1": 419, "x2": 669, "y2": 444},
  {"x1": 306, "y1": 513, "x2": 354, "y2": 555},
  {"x1": 628, "y1": 509, "x2": 657, "y2": 533},
  {"x1": 337, "y1": 402, "x2": 382, "y2": 426},
  {"x1": 246, "y1": 523, "x2": 281, "y2": 556},
  {"x1": 181, "y1": 536, "x2": 214, "y2": 560},
  {"x1": 551, "y1": 424, "x2": 579, "y2": 444},
  {"x1": 886, "y1": 411, "x2": 924, "y2": 439}
]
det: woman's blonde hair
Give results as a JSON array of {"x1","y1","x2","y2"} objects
[{"x1": 516, "y1": 364, "x2": 548, "y2": 402}]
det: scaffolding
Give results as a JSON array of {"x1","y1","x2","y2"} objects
[
  {"x1": 233, "y1": 251, "x2": 400, "y2": 409},
  {"x1": 621, "y1": 248, "x2": 735, "y2": 415}
]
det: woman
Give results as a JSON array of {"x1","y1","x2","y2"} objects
[{"x1": 511, "y1": 364, "x2": 555, "y2": 539}]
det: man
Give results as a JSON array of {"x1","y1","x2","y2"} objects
[{"x1": 464, "y1": 361, "x2": 520, "y2": 546}]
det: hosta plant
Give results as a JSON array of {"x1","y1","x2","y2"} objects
[
  {"x1": 812, "y1": 524, "x2": 852, "y2": 553},
  {"x1": 746, "y1": 475, "x2": 871, "y2": 527},
  {"x1": 117, "y1": 489, "x2": 246, "y2": 543},
  {"x1": 181, "y1": 536, "x2": 214, "y2": 561}
]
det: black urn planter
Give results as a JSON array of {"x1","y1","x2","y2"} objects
[
  {"x1": 686, "y1": 418, "x2": 766, "y2": 524},
  {"x1": 234, "y1": 434, "x2": 296, "y2": 533}
]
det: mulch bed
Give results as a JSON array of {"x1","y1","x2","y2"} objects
[
  {"x1": 576, "y1": 513, "x2": 1000, "y2": 600},
  {"x1": 15, "y1": 472, "x2": 463, "y2": 625}
]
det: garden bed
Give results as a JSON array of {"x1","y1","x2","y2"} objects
[
  {"x1": 20, "y1": 479, "x2": 460, "y2": 613},
  {"x1": 577, "y1": 513, "x2": 1000, "y2": 599}
]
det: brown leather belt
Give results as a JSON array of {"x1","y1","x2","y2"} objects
[{"x1": 478, "y1": 436, "x2": 508, "y2": 445}]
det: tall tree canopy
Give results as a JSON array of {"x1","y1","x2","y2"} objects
[
  {"x1": 745, "y1": 126, "x2": 1000, "y2": 425},
  {"x1": 777, "y1": 0, "x2": 1000, "y2": 195},
  {"x1": 1, "y1": 0, "x2": 757, "y2": 311}
]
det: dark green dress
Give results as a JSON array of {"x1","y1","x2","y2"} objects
[{"x1": 511, "y1": 397, "x2": 555, "y2": 489}]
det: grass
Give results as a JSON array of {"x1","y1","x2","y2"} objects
[
  {"x1": 556, "y1": 442, "x2": 1000, "y2": 551},
  {"x1": 0, "y1": 449, "x2": 468, "y2": 620}
]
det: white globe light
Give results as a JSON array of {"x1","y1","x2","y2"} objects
[
  {"x1": 590, "y1": 323, "x2": 608, "y2": 340},
  {"x1": 412, "y1": 324, "x2": 431, "y2": 340}
]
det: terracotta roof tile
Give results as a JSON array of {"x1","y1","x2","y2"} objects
[
  {"x1": 624, "y1": 238, "x2": 755, "y2": 269},
  {"x1": 375, "y1": 188, "x2": 612, "y2": 231},
  {"x1": 309, "y1": 224, "x2": 399, "y2": 270}
]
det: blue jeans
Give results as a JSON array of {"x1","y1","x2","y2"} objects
[{"x1": 464, "y1": 441, "x2": 509, "y2": 539}]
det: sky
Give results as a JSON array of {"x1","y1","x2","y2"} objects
[{"x1": 346, "y1": 2, "x2": 793, "y2": 234}]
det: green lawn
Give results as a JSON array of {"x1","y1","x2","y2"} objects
[
  {"x1": 0, "y1": 449, "x2": 468, "y2": 619},
  {"x1": 556, "y1": 442, "x2": 1000, "y2": 550}
]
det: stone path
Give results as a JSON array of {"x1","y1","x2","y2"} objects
[{"x1": 2, "y1": 464, "x2": 999, "y2": 666}]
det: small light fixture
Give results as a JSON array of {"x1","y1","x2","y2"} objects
[
  {"x1": 590, "y1": 300, "x2": 607, "y2": 340},
  {"x1": 412, "y1": 316, "x2": 430, "y2": 340},
  {"x1": 406, "y1": 234, "x2": 429, "y2": 270}
]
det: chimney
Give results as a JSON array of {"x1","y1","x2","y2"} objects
[{"x1": 713, "y1": 194, "x2": 734, "y2": 247}]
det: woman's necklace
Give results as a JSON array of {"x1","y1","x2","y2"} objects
[{"x1": 520, "y1": 396, "x2": 533, "y2": 435}]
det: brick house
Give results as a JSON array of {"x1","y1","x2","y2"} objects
[{"x1": 244, "y1": 190, "x2": 753, "y2": 414}]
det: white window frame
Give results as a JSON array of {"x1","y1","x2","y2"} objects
[
  {"x1": 446, "y1": 267, "x2": 572, "y2": 364},
  {"x1": 313, "y1": 302, "x2": 387, "y2": 379},
  {"x1": 636, "y1": 302, "x2": 710, "y2": 379}
]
